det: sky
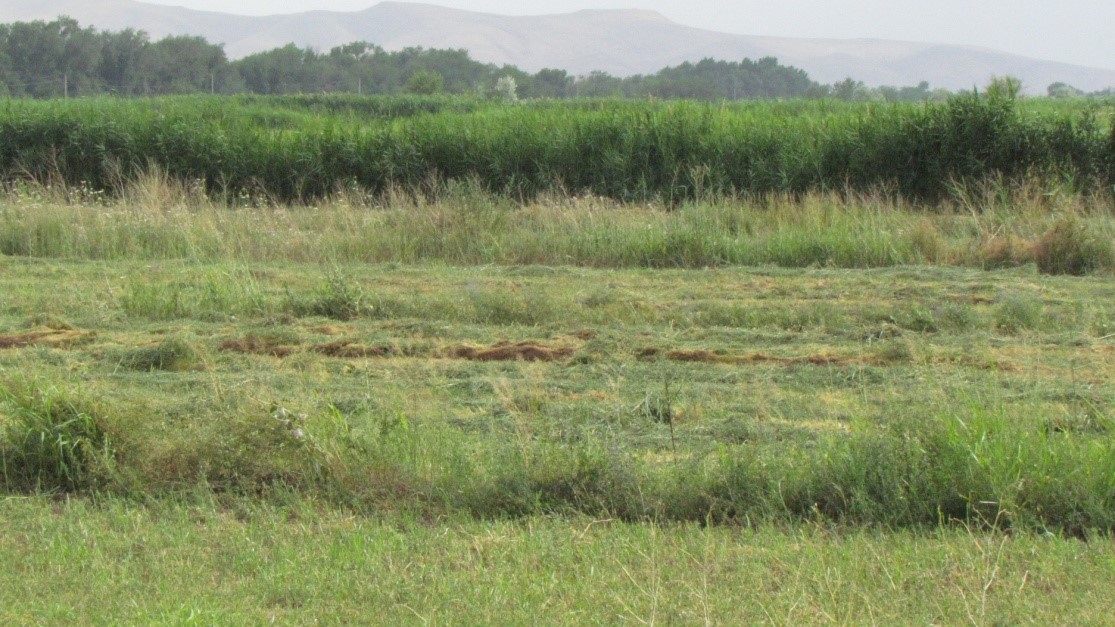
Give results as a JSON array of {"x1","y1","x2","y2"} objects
[{"x1": 140, "y1": 0, "x2": 1114, "y2": 70}]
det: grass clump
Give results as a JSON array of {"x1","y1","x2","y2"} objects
[
  {"x1": 117, "y1": 337, "x2": 206, "y2": 372},
  {"x1": 0, "y1": 382, "x2": 117, "y2": 492},
  {"x1": 994, "y1": 292, "x2": 1045, "y2": 333},
  {"x1": 1031, "y1": 216, "x2": 1115, "y2": 275},
  {"x1": 290, "y1": 272, "x2": 371, "y2": 320}
]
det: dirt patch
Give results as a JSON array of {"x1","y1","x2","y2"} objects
[
  {"x1": 450, "y1": 341, "x2": 574, "y2": 362},
  {"x1": 0, "y1": 328, "x2": 92, "y2": 349},
  {"x1": 220, "y1": 336, "x2": 298, "y2": 358},
  {"x1": 313, "y1": 341, "x2": 393, "y2": 359}
]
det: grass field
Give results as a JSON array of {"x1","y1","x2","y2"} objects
[{"x1": 2, "y1": 94, "x2": 1115, "y2": 621}]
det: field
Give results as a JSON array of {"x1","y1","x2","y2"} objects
[{"x1": 2, "y1": 95, "x2": 1115, "y2": 622}]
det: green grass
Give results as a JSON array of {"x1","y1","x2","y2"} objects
[
  {"x1": 1, "y1": 93, "x2": 1112, "y2": 204},
  {"x1": 2, "y1": 496, "x2": 1113, "y2": 624}
]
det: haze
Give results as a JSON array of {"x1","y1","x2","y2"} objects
[{"x1": 139, "y1": 0, "x2": 1115, "y2": 71}]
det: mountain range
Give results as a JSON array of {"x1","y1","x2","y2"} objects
[{"x1": 3, "y1": 1, "x2": 1114, "y2": 93}]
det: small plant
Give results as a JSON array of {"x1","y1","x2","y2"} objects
[
  {"x1": 908, "y1": 218, "x2": 948, "y2": 263},
  {"x1": 978, "y1": 235, "x2": 1032, "y2": 269}
]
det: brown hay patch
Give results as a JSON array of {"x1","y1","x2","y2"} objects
[
  {"x1": 640, "y1": 347, "x2": 854, "y2": 366},
  {"x1": 451, "y1": 341, "x2": 574, "y2": 362},
  {"x1": 740, "y1": 352, "x2": 847, "y2": 366},
  {"x1": 219, "y1": 337, "x2": 298, "y2": 358},
  {"x1": 664, "y1": 349, "x2": 732, "y2": 364},
  {"x1": 313, "y1": 341, "x2": 393, "y2": 359},
  {"x1": 0, "y1": 328, "x2": 92, "y2": 349}
]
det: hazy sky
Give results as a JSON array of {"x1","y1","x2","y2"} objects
[{"x1": 141, "y1": 0, "x2": 1114, "y2": 70}]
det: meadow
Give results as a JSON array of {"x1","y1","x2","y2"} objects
[{"x1": 1, "y1": 94, "x2": 1114, "y2": 622}]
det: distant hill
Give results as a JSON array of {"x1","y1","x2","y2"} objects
[{"x1": 3, "y1": 0, "x2": 1114, "y2": 92}]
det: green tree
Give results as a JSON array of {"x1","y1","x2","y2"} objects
[
  {"x1": 406, "y1": 69, "x2": 443, "y2": 94},
  {"x1": 530, "y1": 68, "x2": 572, "y2": 98},
  {"x1": 236, "y1": 44, "x2": 320, "y2": 94},
  {"x1": 144, "y1": 35, "x2": 229, "y2": 94},
  {"x1": 100, "y1": 28, "x2": 150, "y2": 95},
  {"x1": 1047, "y1": 82, "x2": 1084, "y2": 99}
]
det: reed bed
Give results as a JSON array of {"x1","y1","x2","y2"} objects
[{"x1": 1, "y1": 94, "x2": 1111, "y2": 204}]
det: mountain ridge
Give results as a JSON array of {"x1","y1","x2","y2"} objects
[{"x1": 2, "y1": 0, "x2": 1113, "y2": 92}]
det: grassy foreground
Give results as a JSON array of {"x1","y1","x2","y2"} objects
[
  {"x1": 2, "y1": 497, "x2": 1113, "y2": 624},
  {"x1": 2, "y1": 185, "x2": 1115, "y2": 620}
]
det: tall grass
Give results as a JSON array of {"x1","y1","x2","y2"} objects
[
  {"x1": 2, "y1": 175, "x2": 1112, "y2": 273},
  {"x1": 1, "y1": 94, "x2": 1111, "y2": 204}
]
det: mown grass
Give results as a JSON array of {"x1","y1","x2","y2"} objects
[
  {"x1": 2, "y1": 249, "x2": 1113, "y2": 532},
  {"x1": 3, "y1": 170, "x2": 1115, "y2": 619}
]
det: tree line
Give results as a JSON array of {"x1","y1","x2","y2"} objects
[{"x1": 4, "y1": 17, "x2": 1103, "y2": 102}]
